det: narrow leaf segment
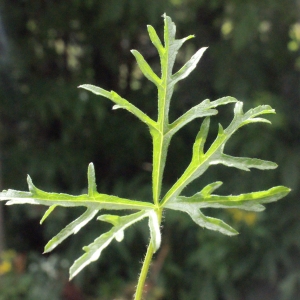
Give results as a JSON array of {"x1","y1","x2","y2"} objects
[{"x1": 70, "y1": 210, "x2": 151, "y2": 279}]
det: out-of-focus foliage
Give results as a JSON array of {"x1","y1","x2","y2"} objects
[
  {"x1": 0, "y1": 250, "x2": 66, "y2": 300},
  {"x1": 0, "y1": 0, "x2": 299, "y2": 299}
]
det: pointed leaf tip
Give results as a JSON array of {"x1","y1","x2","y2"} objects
[
  {"x1": 131, "y1": 49, "x2": 161, "y2": 86},
  {"x1": 172, "y1": 47, "x2": 208, "y2": 84},
  {"x1": 115, "y1": 230, "x2": 124, "y2": 242},
  {"x1": 200, "y1": 181, "x2": 223, "y2": 197},
  {"x1": 112, "y1": 104, "x2": 121, "y2": 110},
  {"x1": 88, "y1": 163, "x2": 97, "y2": 197},
  {"x1": 78, "y1": 84, "x2": 111, "y2": 98},
  {"x1": 40, "y1": 205, "x2": 57, "y2": 224},
  {"x1": 147, "y1": 25, "x2": 164, "y2": 55},
  {"x1": 234, "y1": 101, "x2": 244, "y2": 115},
  {"x1": 27, "y1": 175, "x2": 35, "y2": 193},
  {"x1": 218, "y1": 123, "x2": 224, "y2": 134}
]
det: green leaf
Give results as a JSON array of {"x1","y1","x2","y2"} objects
[
  {"x1": 165, "y1": 186, "x2": 290, "y2": 235},
  {"x1": 167, "y1": 185, "x2": 291, "y2": 212},
  {"x1": 78, "y1": 84, "x2": 157, "y2": 131},
  {"x1": 151, "y1": 15, "x2": 214, "y2": 205},
  {"x1": 200, "y1": 181, "x2": 223, "y2": 197},
  {"x1": 177, "y1": 206, "x2": 238, "y2": 236},
  {"x1": 161, "y1": 101, "x2": 279, "y2": 206},
  {"x1": 231, "y1": 103, "x2": 275, "y2": 129},
  {"x1": 40, "y1": 205, "x2": 57, "y2": 224},
  {"x1": 87, "y1": 162, "x2": 97, "y2": 197},
  {"x1": 70, "y1": 210, "x2": 149, "y2": 279},
  {"x1": 163, "y1": 14, "x2": 194, "y2": 75},
  {"x1": 78, "y1": 84, "x2": 111, "y2": 98},
  {"x1": 147, "y1": 25, "x2": 164, "y2": 56},
  {"x1": 211, "y1": 154, "x2": 278, "y2": 171},
  {"x1": 44, "y1": 208, "x2": 98, "y2": 253},
  {"x1": 0, "y1": 14, "x2": 291, "y2": 284},
  {"x1": 171, "y1": 47, "x2": 208, "y2": 84},
  {"x1": 99, "y1": 214, "x2": 126, "y2": 242},
  {"x1": 131, "y1": 50, "x2": 161, "y2": 86},
  {"x1": 192, "y1": 117, "x2": 211, "y2": 160},
  {"x1": 147, "y1": 12, "x2": 212, "y2": 206},
  {"x1": 168, "y1": 97, "x2": 237, "y2": 137},
  {"x1": 0, "y1": 164, "x2": 155, "y2": 211}
]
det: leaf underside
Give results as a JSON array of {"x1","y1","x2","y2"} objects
[{"x1": 0, "y1": 14, "x2": 290, "y2": 279}]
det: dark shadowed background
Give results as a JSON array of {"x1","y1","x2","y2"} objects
[{"x1": 0, "y1": 1, "x2": 300, "y2": 299}]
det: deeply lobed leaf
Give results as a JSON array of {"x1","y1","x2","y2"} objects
[
  {"x1": 167, "y1": 184, "x2": 289, "y2": 213},
  {"x1": 161, "y1": 101, "x2": 281, "y2": 207},
  {"x1": 0, "y1": 14, "x2": 290, "y2": 283},
  {"x1": 0, "y1": 163, "x2": 161, "y2": 279},
  {"x1": 165, "y1": 185, "x2": 290, "y2": 235}
]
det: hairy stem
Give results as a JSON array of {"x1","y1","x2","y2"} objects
[
  {"x1": 134, "y1": 240, "x2": 155, "y2": 300},
  {"x1": 152, "y1": 132, "x2": 171, "y2": 206},
  {"x1": 134, "y1": 209, "x2": 162, "y2": 300}
]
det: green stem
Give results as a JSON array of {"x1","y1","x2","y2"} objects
[
  {"x1": 152, "y1": 132, "x2": 169, "y2": 206},
  {"x1": 134, "y1": 209, "x2": 162, "y2": 300},
  {"x1": 134, "y1": 240, "x2": 155, "y2": 300}
]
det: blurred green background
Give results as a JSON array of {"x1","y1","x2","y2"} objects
[{"x1": 0, "y1": 0, "x2": 299, "y2": 299}]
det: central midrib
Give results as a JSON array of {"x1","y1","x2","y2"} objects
[{"x1": 153, "y1": 35, "x2": 170, "y2": 207}]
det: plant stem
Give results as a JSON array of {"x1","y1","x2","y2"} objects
[
  {"x1": 135, "y1": 208, "x2": 162, "y2": 300},
  {"x1": 134, "y1": 240, "x2": 155, "y2": 300}
]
